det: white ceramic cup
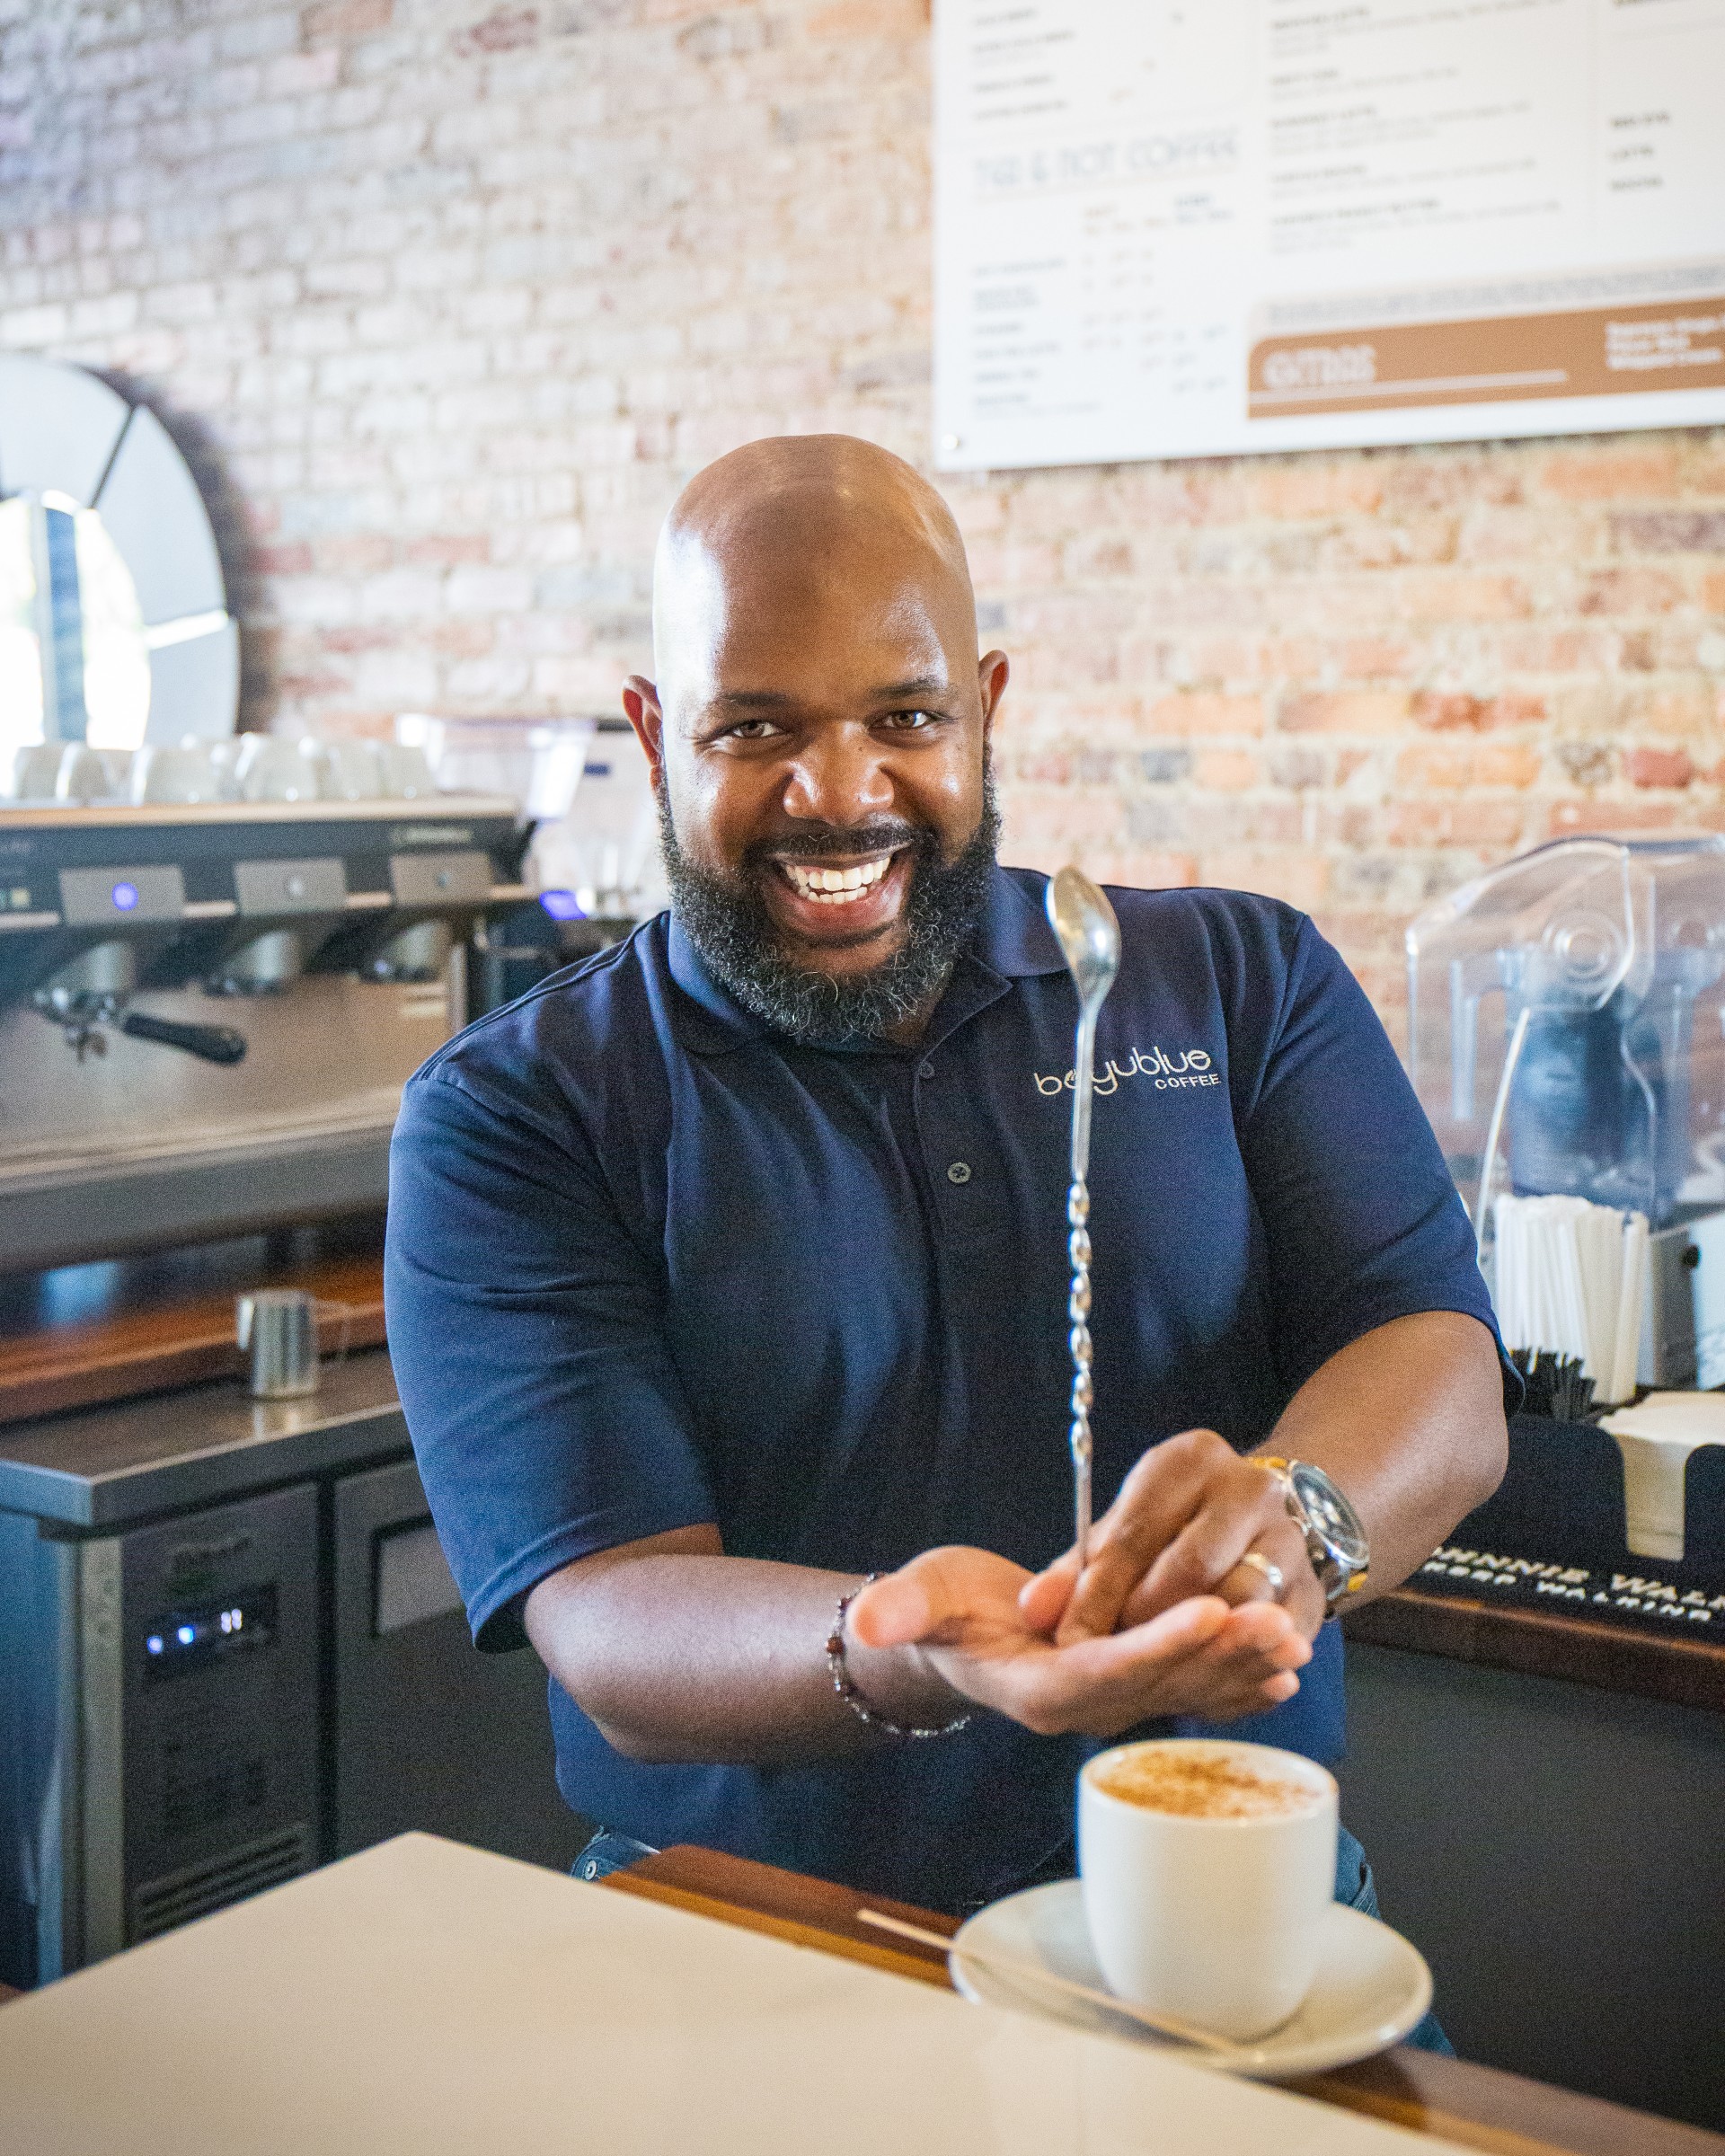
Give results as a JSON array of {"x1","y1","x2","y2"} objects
[
  {"x1": 131, "y1": 741, "x2": 224, "y2": 804},
  {"x1": 8, "y1": 742, "x2": 66, "y2": 800},
  {"x1": 376, "y1": 742, "x2": 436, "y2": 799},
  {"x1": 234, "y1": 733, "x2": 319, "y2": 804},
  {"x1": 319, "y1": 738, "x2": 383, "y2": 801},
  {"x1": 1078, "y1": 1737, "x2": 1339, "y2": 2041},
  {"x1": 53, "y1": 744, "x2": 114, "y2": 803}
]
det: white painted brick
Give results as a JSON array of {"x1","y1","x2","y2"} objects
[
  {"x1": 265, "y1": 49, "x2": 341, "y2": 98},
  {"x1": 446, "y1": 653, "x2": 533, "y2": 701},
  {"x1": 0, "y1": 301, "x2": 68, "y2": 345},
  {"x1": 447, "y1": 564, "x2": 535, "y2": 614},
  {"x1": 353, "y1": 649, "x2": 439, "y2": 702},
  {"x1": 217, "y1": 10, "x2": 300, "y2": 66},
  {"x1": 358, "y1": 570, "x2": 447, "y2": 621},
  {"x1": 67, "y1": 289, "x2": 137, "y2": 335},
  {"x1": 275, "y1": 575, "x2": 360, "y2": 626}
]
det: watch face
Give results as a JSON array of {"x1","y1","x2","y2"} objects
[{"x1": 1289, "y1": 1462, "x2": 1370, "y2": 1572}]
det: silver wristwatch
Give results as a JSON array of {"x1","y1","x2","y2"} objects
[{"x1": 1255, "y1": 1456, "x2": 1370, "y2": 1619}]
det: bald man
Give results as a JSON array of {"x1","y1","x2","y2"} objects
[{"x1": 385, "y1": 435, "x2": 1508, "y2": 1926}]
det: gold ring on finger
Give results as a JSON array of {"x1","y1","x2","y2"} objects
[{"x1": 1239, "y1": 1550, "x2": 1286, "y2": 1600}]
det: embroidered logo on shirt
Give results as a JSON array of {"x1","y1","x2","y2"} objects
[{"x1": 1033, "y1": 1046, "x2": 1219, "y2": 1097}]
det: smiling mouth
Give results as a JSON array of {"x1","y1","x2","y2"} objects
[{"x1": 773, "y1": 851, "x2": 900, "y2": 907}]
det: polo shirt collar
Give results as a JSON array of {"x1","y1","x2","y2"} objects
[
  {"x1": 973, "y1": 862, "x2": 1067, "y2": 980},
  {"x1": 667, "y1": 916, "x2": 768, "y2": 1050},
  {"x1": 666, "y1": 863, "x2": 1066, "y2": 1053}
]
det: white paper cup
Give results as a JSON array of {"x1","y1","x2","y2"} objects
[
  {"x1": 1079, "y1": 1738, "x2": 1338, "y2": 2041},
  {"x1": 1603, "y1": 1394, "x2": 1725, "y2": 1563}
]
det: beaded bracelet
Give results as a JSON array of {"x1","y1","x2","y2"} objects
[{"x1": 826, "y1": 1574, "x2": 974, "y2": 1742}]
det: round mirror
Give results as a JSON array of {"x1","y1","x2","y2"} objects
[{"x1": 0, "y1": 355, "x2": 238, "y2": 777}]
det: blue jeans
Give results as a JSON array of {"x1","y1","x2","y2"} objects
[
  {"x1": 575, "y1": 1823, "x2": 1452, "y2": 2053},
  {"x1": 573, "y1": 1829, "x2": 659, "y2": 1881}
]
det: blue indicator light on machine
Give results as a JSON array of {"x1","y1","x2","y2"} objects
[
  {"x1": 111, "y1": 880, "x2": 139, "y2": 912},
  {"x1": 177, "y1": 1624, "x2": 194, "y2": 1646},
  {"x1": 146, "y1": 1636, "x2": 163, "y2": 1655},
  {"x1": 539, "y1": 888, "x2": 584, "y2": 922}
]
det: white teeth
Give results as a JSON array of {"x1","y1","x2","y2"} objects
[{"x1": 780, "y1": 853, "x2": 894, "y2": 906}]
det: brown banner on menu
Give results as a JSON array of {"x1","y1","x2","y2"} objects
[{"x1": 1248, "y1": 296, "x2": 1725, "y2": 420}]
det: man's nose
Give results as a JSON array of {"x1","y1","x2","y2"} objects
[{"x1": 781, "y1": 726, "x2": 894, "y2": 826}]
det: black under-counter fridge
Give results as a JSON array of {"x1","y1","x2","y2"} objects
[{"x1": 0, "y1": 1353, "x2": 577, "y2": 1991}]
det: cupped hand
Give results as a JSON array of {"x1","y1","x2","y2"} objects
[
  {"x1": 846, "y1": 1542, "x2": 1310, "y2": 1739},
  {"x1": 1017, "y1": 1429, "x2": 1324, "y2": 1648}
]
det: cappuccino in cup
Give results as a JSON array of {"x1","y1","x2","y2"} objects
[{"x1": 1079, "y1": 1738, "x2": 1338, "y2": 2041}]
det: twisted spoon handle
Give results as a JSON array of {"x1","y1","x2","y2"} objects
[
  {"x1": 1046, "y1": 870, "x2": 1119, "y2": 1586},
  {"x1": 1065, "y1": 1001, "x2": 1100, "y2": 1570},
  {"x1": 1066, "y1": 1177, "x2": 1094, "y2": 1569}
]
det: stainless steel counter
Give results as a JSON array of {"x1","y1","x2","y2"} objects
[{"x1": 0, "y1": 1348, "x2": 408, "y2": 1529}]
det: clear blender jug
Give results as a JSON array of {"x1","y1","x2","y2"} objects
[{"x1": 1405, "y1": 835, "x2": 1725, "y2": 1386}]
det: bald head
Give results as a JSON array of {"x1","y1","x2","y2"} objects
[
  {"x1": 651, "y1": 435, "x2": 978, "y2": 711},
  {"x1": 621, "y1": 433, "x2": 1008, "y2": 1041}
]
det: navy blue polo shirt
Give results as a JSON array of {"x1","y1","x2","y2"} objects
[{"x1": 385, "y1": 865, "x2": 1497, "y2": 1913}]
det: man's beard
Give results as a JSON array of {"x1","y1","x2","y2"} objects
[{"x1": 659, "y1": 774, "x2": 1001, "y2": 1047}]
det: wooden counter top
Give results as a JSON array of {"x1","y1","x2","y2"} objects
[
  {"x1": 0, "y1": 1229, "x2": 385, "y2": 1428},
  {"x1": 1345, "y1": 1582, "x2": 1725, "y2": 1717}
]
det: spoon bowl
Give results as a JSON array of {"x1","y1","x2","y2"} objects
[{"x1": 1048, "y1": 866, "x2": 1122, "y2": 1024}]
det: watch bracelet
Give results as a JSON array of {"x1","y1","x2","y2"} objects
[{"x1": 1251, "y1": 1454, "x2": 1368, "y2": 1618}]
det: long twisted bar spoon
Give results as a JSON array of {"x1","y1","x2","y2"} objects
[{"x1": 1045, "y1": 868, "x2": 1122, "y2": 1571}]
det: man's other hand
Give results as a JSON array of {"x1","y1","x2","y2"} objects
[
  {"x1": 846, "y1": 1542, "x2": 1310, "y2": 1739},
  {"x1": 1015, "y1": 1429, "x2": 1324, "y2": 1648}
]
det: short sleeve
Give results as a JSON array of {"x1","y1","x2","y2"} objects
[
  {"x1": 384, "y1": 1065, "x2": 716, "y2": 1651},
  {"x1": 1237, "y1": 916, "x2": 1504, "y2": 1397}
]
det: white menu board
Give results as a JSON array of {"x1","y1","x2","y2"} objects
[{"x1": 933, "y1": 0, "x2": 1725, "y2": 471}]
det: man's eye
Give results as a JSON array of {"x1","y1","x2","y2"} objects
[
  {"x1": 882, "y1": 709, "x2": 940, "y2": 730},
  {"x1": 724, "y1": 720, "x2": 784, "y2": 741}
]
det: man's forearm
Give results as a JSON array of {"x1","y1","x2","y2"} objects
[
  {"x1": 522, "y1": 1529, "x2": 961, "y2": 1765},
  {"x1": 1259, "y1": 1309, "x2": 1507, "y2": 1606},
  {"x1": 526, "y1": 1524, "x2": 1314, "y2": 1760}
]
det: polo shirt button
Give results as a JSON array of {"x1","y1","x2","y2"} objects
[
  {"x1": 918, "y1": 1060, "x2": 934, "y2": 1081},
  {"x1": 946, "y1": 1161, "x2": 972, "y2": 1185}
]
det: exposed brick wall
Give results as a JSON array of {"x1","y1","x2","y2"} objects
[{"x1": 4, "y1": 0, "x2": 1723, "y2": 1022}]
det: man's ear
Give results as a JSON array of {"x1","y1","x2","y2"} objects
[
  {"x1": 622, "y1": 676, "x2": 667, "y2": 789},
  {"x1": 978, "y1": 650, "x2": 1010, "y2": 741}
]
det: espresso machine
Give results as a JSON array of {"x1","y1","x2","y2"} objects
[
  {"x1": 0, "y1": 773, "x2": 611, "y2": 1991},
  {"x1": 0, "y1": 785, "x2": 527, "y2": 1272}
]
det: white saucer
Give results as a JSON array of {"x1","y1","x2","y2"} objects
[{"x1": 950, "y1": 1879, "x2": 1432, "y2": 2080}]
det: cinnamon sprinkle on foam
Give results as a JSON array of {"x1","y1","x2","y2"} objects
[{"x1": 1094, "y1": 1750, "x2": 1317, "y2": 1820}]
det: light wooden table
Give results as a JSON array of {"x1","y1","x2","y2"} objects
[{"x1": 0, "y1": 1832, "x2": 1536, "y2": 2156}]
